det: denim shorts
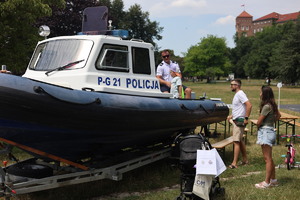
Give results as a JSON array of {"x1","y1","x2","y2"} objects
[{"x1": 256, "y1": 126, "x2": 276, "y2": 146}]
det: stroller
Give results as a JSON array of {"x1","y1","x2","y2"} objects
[{"x1": 172, "y1": 134, "x2": 225, "y2": 200}]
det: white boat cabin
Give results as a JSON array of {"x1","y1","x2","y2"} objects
[{"x1": 23, "y1": 34, "x2": 172, "y2": 98}]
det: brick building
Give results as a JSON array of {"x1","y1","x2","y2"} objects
[{"x1": 236, "y1": 10, "x2": 300, "y2": 37}]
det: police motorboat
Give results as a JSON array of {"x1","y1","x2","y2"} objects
[{"x1": 0, "y1": 7, "x2": 229, "y2": 167}]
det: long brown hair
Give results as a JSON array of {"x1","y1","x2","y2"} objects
[{"x1": 260, "y1": 86, "x2": 279, "y2": 118}]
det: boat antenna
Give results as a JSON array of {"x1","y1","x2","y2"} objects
[{"x1": 108, "y1": 20, "x2": 113, "y2": 30}]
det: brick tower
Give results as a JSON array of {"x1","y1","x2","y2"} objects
[{"x1": 236, "y1": 11, "x2": 253, "y2": 37}]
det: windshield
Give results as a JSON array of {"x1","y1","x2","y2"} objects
[{"x1": 29, "y1": 39, "x2": 93, "y2": 71}]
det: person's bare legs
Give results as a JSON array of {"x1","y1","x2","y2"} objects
[
  {"x1": 184, "y1": 88, "x2": 192, "y2": 99},
  {"x1": 231, "y1": 141, "x2": 240, "y2": 167},
  {"x1": 231, "y1": 141, "x2": 248, "y2": 167},
  {"x1": 262, "y1": 145, "x2": 275, "y2": 184},
  {"x1": 240, "y1": 140, "x2": 248, "y2": 163},
  {"x1": 230, "y1": 123, "x2": 246, "y2": 167}
]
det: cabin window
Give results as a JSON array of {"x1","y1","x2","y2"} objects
[
  {"x1": 96, "y1": 44, "x2": 129, "y2": 72},
  {"x1": 29, "y1": 39, "x2": 93, "y2": 71},
  {"x1": 132, "y1": 47, "x2": 151, "y2": 75}
]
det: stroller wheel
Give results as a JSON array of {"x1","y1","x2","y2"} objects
[
  {"x1": 220, "y1": 187, "x2": 226, "y2": 195},
  {"x1": 175, "y1": 195, "x2": 187, "y2": 200}
]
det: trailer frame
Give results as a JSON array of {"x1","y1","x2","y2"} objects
[{"x1": 0, "y1": 147, "x2": 171, "y2": 198}]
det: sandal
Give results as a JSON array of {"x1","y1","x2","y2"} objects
[
  {"x1": 255, "y1": 181, "x2": 271, "y2": 189},
  {"x1": 240, "y1": 161, "x2": 249, "y2": 165},
  {"x1": 228, "y1": 164, "x2": 238, "y2": 169}
]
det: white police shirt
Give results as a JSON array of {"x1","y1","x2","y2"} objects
[{"x1": 156, "y1": 61, "x2": 181, "y2": 82}]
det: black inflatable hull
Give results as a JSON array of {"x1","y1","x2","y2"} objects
[{"x1": 0, "y1": 74, "x2": 229, "y2": 161}]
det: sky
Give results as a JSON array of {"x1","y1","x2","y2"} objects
[{"x1": 121, "y1": 0, "x2": 300, "y2": 56}]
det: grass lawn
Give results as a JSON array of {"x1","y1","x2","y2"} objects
[{"x1": 7, "y1": 79, "x2": 300, "y2": 200}]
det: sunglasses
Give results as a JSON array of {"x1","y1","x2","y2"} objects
[{"x1": 162, "y1": 55, "x2": 170, "y2": 58}]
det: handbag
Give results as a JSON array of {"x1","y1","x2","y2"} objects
[
  {"x1": 194, "y1": 149, "x2": 226, "y2": 199},
  {"x1": 193, "y1": 174, "x2": 214, "y2": 200}
]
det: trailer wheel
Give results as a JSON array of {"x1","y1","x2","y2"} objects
[{"x1": 7, "y1": 163, "x2": 53, "y2": 179}]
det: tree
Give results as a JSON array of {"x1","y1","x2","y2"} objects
[
  {"x1": 184, "y1": 35, "x2": 230, "y2": 82},
  {"x1": 231, "y1": 33, "x2": 254, "y2": 78},
  {"x1": 108, "y1": 0, "x2": 125, "y2": 30},
  {"x1": 270, "y1": 16, "x2": 300, "y2": 84},
  {"x1": 243, "y1": 25, "x2": 287, "y2": 79},
  {"x1": 123, "y1": 4, "x2": 163, "y2": 45},
  {"x1": 231, "y1": 20, "x2": 298, "y2": 80},
  {"x1": 38, "y1": 1, "x2": 163, "y2": 46},
  {"x1": 37, "y1": 0, "x2": 99, "y2": 37},
  {"x1": 0, "y1": 0, "x2": 65, "y2": 74},
  {"x1": 0, "y1": 0, "x2": 163, "y2": 74}
]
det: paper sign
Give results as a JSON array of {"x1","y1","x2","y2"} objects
[
  {"x1": 196, "y1": 149, "x2": 226, "y2": 177},
  {"x1": 213, "y1": 148, "x2": 226, "y2": 177},
  {"x1": 196, "y1": 149, "x2": 217, "y2": 175},
  {"x1": 277, "y1": 82, "x2": 282, "y2": 88}
]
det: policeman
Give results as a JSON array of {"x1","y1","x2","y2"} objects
[{"x1": 156, "y1": 50, "x2": 191, "y2": 98}]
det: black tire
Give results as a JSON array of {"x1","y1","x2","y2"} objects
[
  {"x1": 286, "y1": 153, "x2": 291, "y2": 170},
  {"x1": 219, "y1": 187, "x2": 225, "y2": 195},
  {"x1": 192, "y1": 194, "x2": 204, "y2": 200},
  {"x1": 7, "y1": 163, "x2": 53, "y2": 179},
  {"x1": 175, "y1": 196, "x2": 186, "y2": 200}
]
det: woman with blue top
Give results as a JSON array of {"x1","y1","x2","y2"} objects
[{"x1": 255, "y1": 86, "x2": 281, "y2": 189}]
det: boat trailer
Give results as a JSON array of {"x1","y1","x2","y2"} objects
[{"x1": 0, "y1": 147, "x2": 171, "y2": 199}]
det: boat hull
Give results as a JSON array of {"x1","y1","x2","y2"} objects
[{"x1": 0, "y1": 74, "x2": 229, "y2": 161}]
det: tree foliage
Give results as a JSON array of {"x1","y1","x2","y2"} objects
[
  {"x1": 0, "y1": 0, "x2": 163, "y2": 74},
  {"x1": 230, "y1": 33, "x2": 253, "y2": 78},
  {"x1": 37, "y1": 0, "x2": 99, "y2": 36},
  {"x1": 232, "y1": 16, "x2": 300, "y2": 83},
  {"x1": 270, "y1": 16, "x2": 300, "y2": 84},
  {"x1": 123, "y1": 4, "x2": 163, "y2": 45},
  {"x1": 38, "y1": 0, "x2": 163, "y2": 45},
  {"x1": 0, "y1": 0, "x2": 65, "y2": 74},
  {"x1": 107, "y1": 0, "x2": 125, "y2": 30},
  {"x1": 184, "y1": 35, "x2": 230, "y2": 82}
]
